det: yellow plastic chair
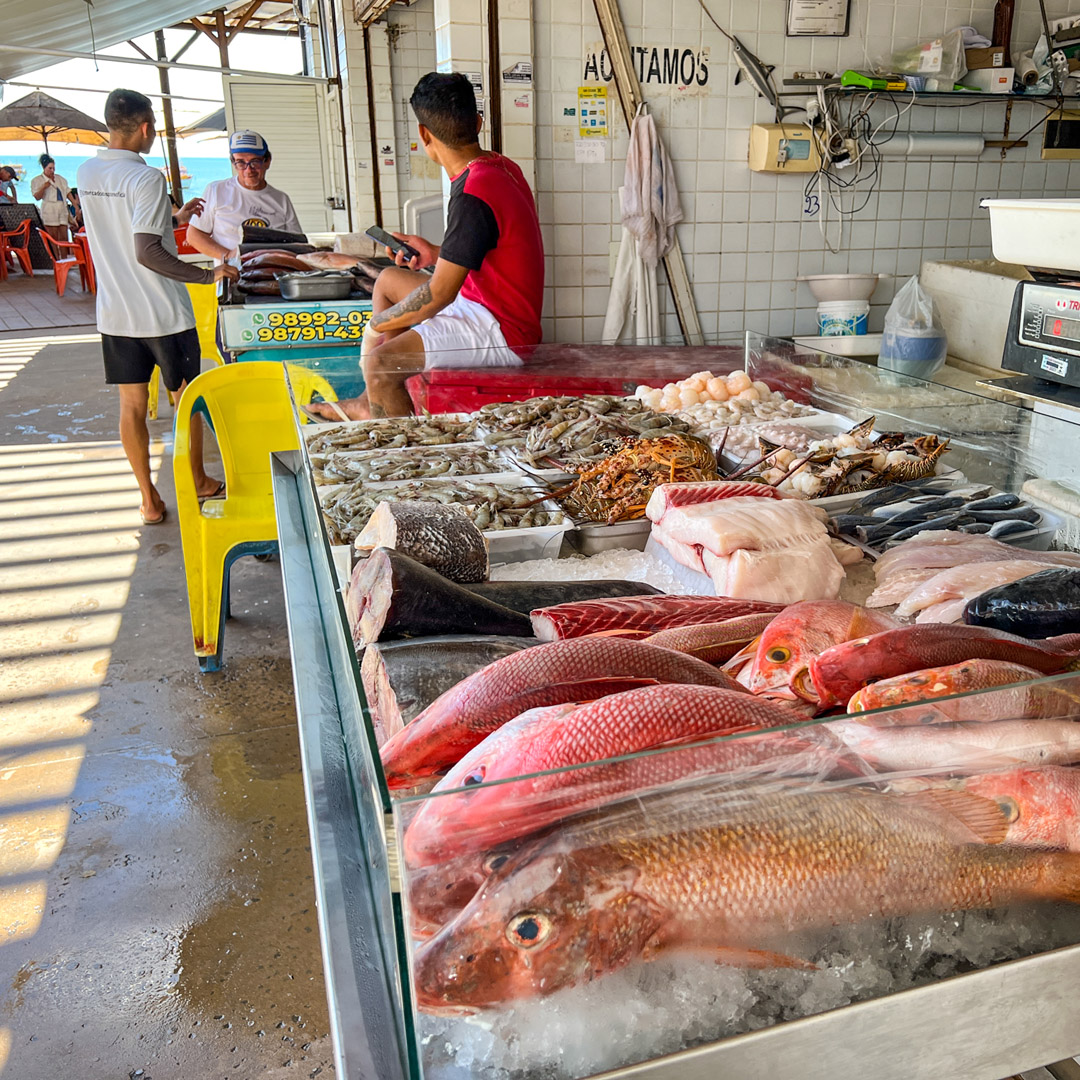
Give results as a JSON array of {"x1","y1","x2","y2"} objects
[
  {"x1": 284, "y1": 364, "x2": 338, "y2": 422},
  {"x1": 173, "y1": 361, "x2": 299, "y2": 672},
  {"x1": 149, "y1": 284, "x2": 222, "y2": 420}
]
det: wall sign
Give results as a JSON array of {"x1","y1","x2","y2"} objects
[
  {"x1": 786, "y1": 0, "x2": 850, "y2": 36},
  {"x1": 502, "y1": 61, "x2": 532, "y2": 85},
  {"x1": 583, "y1": 43, "x2": 709, "y2": 93},
  {"x1": 577, "y1": 85, "x2": 608, "y2": 137}
]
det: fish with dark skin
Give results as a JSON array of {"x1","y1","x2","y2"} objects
[
  {"x1": 965, "y1": 568, "x2": 1080, "y2": 639},
  {"x1": 411, "y1": 783, "x2": 1080, "y2": 1010},
  {"x1": 379, "y1": 638, "x2": 746, "y2": 789},
  {"x1": 809, "y1": 624, "x2": 1080, "y2": 709}
]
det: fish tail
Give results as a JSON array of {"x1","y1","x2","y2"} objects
[{"x1": 1036, "y1": 850, "x2": 1080, "y2": 905}]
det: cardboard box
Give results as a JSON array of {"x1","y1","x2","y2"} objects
[
  {"x1": 965, "y1": 66, "x2": 1015, "y2": 92},
  {"x1": 965, "y1": 46, "x2": 1007, "y2": 68}
]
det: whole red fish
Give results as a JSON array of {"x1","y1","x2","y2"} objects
[
  {"x1": 529, "y1": 595, "x2": 785, "y2": 641},
  {"x1": 810, "y1": 624, "x2": 1080, "y2": 708},
  {"x1": 848, "y1": 660, "x2": 1080, "y2": 724},
  {"x1": 644, "y1": 613, "x2": 778, "y2": 664},
  {"x1": 379, "y1": 638, "x2": 744, "y2": 789},
  {"x1": 402, "y1": 686, "x2": 816, "y2": 866},
  {"x1": 412, "y1": 784, "x2": 1080, "y2": 1010},
  {"x1": 730, "y1": 601, "x2": 900, "y2": 705},
  {"x1": 962, "y1": 766, "x2": 1080, "y2": 851}
]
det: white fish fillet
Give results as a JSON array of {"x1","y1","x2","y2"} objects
[
  {"x1": 865, "y1": 567, "x2": 943, "y2": 607},
  {"x1": 826, "y1": 718, "x2": 1080, "y2": 773},
  {"x1": 703, "y1": 542, "x2": 845, "y2": 605},
  {"x1": 645, "y1": 480, "x2": 784, "y2": 523},
  {"x1": 915, "y1": 597, "x2": 971, "y2": 624},
  {"x1": 895, "y1": 560, "x2": 1048, "y2": 618},
  {"x1": 876, "y1": 531, "x2": 1080, "y2": 578},
  {"x1": 651, "y1": 522, "x2": 706, "y2": 574},
  {"x1": 659, "y1": 497, "x2": 829, "y2": 558}
]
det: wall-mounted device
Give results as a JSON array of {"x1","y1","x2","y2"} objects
[
  {"x1": 748, "y1": 123, "x2": 822, "y2": 173},
  {"x1": 1043, "y1": 110, "x2": 1080, "y2": 160}
]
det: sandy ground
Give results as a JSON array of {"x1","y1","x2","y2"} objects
[{"x1": 0, "y1": 328, "x2": 333, "y2": 1079}]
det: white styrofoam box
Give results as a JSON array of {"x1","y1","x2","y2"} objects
[
  {"x1": 964, "y1": 67, "x2": 1015, "y2": 93},
  {"x1": 982, "y1": 198, "x2": 1080, "y2": 272},
  {"x1": 919, "y1": 258, "x2": 1030, "y2": 369}
]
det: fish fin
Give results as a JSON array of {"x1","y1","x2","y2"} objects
[
  {"x1": 721, "y1": 636, "x2": 761, "y2": 674},
  {"x1": 713, "y1": 946, "x2": 815, "y2": 970},
  {"x1": 903, "y1": 789, "x2": 1010, "y2": 845},
  {"x1": 734, "y1": 69, "x2": 742, "y2": 85},
  {"x1": 582, "y1": 629, "x2": 654, "y2": 639}
]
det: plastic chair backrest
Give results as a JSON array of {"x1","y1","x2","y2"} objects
[
  {"x1": 173, "y1": 362, "x2": 299, "y2": 514},
  {"x1": 185, "y1": 282, "x2": 222, "y2": 364},
  {"x1": 284, "y1": 365, "x2": 339, "y2": 422},
  {"x1": 37, "y1": 229, "x2": 81, "y2": 264},
  {"x1": 2, "y1": 218, "x2": 30, "y2": 246},
  {"x1": 174, "y1": 226, "x2": 199, "y2": 255}
]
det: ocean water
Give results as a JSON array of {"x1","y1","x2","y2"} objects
[{"x1": 0, "y1": 153, "x2": 232, "y2": 202}]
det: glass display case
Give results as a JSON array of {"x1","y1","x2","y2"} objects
[{"x1": 270, "y1": 333, "x2": 1080, "y2": 1080}]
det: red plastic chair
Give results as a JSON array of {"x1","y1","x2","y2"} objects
[
  {"x1": 1, "y1": 219, "x2": 34, "y2": 279},
  {"x1": 174, "y1": 226, "x2": 199, "y2": 255},
  {"x1": 37, "y1": 229, "x2": 92, "y2": 296}
]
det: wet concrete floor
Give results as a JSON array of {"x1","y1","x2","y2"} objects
[{"x1": 0, "y1": 329, "x2": 333, "y2": 1078}]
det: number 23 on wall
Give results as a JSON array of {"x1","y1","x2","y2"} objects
[{"x1": 803, "y1": 193, "x2": 820, "y2": 218}]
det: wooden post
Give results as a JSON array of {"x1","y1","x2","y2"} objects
[
  {"x1": 155, "y1": 30, "x2": 184, "y2": 208},
  {"x1": 215, "y1": 9, "x2": 230, "y2": 70}
]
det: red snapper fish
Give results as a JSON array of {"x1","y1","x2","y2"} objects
[
  {"x1": 728, "y1": 601, "x2": 900, "y2": 705},
  {"x1": 847, "y1": 660, "x2": 1080, "y2": 725},
  {"x1": 809, "y1": 625, "x2": 1080, "y2": 709},
  {"x1": 411, "y1": 784, "x2": 1080, "y2": 1010},
  {"x1": 402, "y1": 686, "x2": 817, "y2": 867},
  {"x1": 643, "y1": 613, "x2": 779, "y2": 665},
  {"x1": 962, "y1": 766, "x2": 1080, "y2": 851},
  {"x1": 379, "y1": 638, "x2": 744, "y2": 789}
]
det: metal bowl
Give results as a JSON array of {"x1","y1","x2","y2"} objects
[{"x1": 277, "y1": 272, "x2": 354, "y2": 301}]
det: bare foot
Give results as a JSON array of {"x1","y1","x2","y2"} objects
[{"x1": 307, "y1": 396, "x2": 371, "y2": 421}]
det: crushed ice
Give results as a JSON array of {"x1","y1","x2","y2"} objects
[
  {"x1": 489, "y1": 548, "x2": 695, "y2": 595},
  {"x1": 417, "y1": 904, "x2": 1080, "y2": 1080}
]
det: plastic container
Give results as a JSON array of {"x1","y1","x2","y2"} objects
[
  {"x1": 878, "y1": 326, "x2": 948, "y2": 379},
  {"x1": 818, "y1": 300, "x2": 869, "y2": 336},
  {"x1": 797, "y1": 273, "x2": 880, "y2": 302},
  {"x1": 981, "y1": 198, "x2": 1080, "y2": 273}
]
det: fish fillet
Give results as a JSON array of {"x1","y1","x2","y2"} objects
[
  {"x1": 650, "y1": 522, "x2": 706, "y2": 574},
  {"x1": 645, "y1": 480, "x2": 784, "y2": 523},
  {"x1": 876, "y1": 532, "x2": 1080, "y2": 578},
  {"x1": 895, "y1": 560, "x2": 1049, "y2": 619},
  {"x1": 866, "y1": 568, "x2": 947, "y2": 607},
  {"x1": 660, "y1": 497, "x2": 829, "y2": 558},
  {"x1": 530, "y1": 595, "x2": 785, "y2": 641},
  {"x1": 703, "y1": 541, "x2": 845, "y2": 605}
]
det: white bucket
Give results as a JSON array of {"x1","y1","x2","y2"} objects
[{"x1": 817, "y1": 299, "x2": 869, "y2": 337}]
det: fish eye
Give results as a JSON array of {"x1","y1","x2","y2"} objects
[
  {"x1": 506, "y1": 912, "x2": 553, "y2": 949},
  {"x1": 463, "y1": 768, "x2": 485, "y2": 787},
  {"x1": 906, "y1": 674, "x2": 929, "y2": 686},
  {"x1": 484, "y1": 853, "x2": 510, "y2": 873},
  {"x1": 766, "y1": 647, "x2": 791, "y2": 663},
  {"x1": 995, "y1": 796, "x2": 1020, "y2": 823}
]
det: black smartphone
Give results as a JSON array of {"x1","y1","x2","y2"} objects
[{"x1": 366, "y1": 225, "x2": 421, "y2": 263}]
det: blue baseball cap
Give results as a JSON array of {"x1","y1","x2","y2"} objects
[{"x1": 229, "y1": 129, "x2": 269, "y2": 156}]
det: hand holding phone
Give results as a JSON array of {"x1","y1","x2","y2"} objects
[{"x1": 366, "y1": 225, "x2": 421, "y2": 264}]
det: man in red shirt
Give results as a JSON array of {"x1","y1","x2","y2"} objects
[{"x1": 309, "y1": 71, "x2": 544, "y2": 418}]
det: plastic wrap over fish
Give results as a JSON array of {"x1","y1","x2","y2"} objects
[{"x1": 395, "y1": 666, "x2": 1080, "y2": 1080}]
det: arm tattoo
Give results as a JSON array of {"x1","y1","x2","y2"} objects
[
  {"x1": 371, "y1": 281, "x2": 433, "y2": 330},
  {"x1": 369, "y1": 403, "x2": 388, "y2": 418}
]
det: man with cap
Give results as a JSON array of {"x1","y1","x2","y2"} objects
[{"x1": 186, "y1": 129, "x2": 303, "y2": 261}]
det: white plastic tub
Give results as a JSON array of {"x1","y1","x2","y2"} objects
[{"x1": 981, "y1": 198, "x2": 1080, "y2": 273}]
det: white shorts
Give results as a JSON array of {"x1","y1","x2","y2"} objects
[{"x1": 412, "y1": 294, "x2": 522, "y2": 369}]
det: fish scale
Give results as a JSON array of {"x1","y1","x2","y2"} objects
[
  {"x1": 379, "y1": 637, "x2": 745, "y2": 788},
  {"x1": 412, "y1": 786, "x2": 1080, "y2": 1008}
]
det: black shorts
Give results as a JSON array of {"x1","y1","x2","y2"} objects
[{"x1": 101, "y1": 328, "x2": 201, "y2": 392}]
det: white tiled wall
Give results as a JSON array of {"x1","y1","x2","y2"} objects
[{"x1": 372, "y1": 0, "x2": 1080, "y2": 344}]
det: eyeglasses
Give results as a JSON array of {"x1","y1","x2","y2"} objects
[{"x1": 231, "y1": 158, "x2": 266, "y2": 170}]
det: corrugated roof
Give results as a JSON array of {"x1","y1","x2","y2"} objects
[{"x1": 0, "y1": 0, "x2": 218, "y2": 82}]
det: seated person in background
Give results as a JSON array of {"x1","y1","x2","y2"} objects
[
  {"x1": 0, "y1": 167, "x2": 18, "y2": 204},
  {"x1": 68, "y1": 187, "x2": 84, "y2": 231},
  {"x1": 186, "y1": 130, "x2": 302, "y2": 261},
  {"x1": 306, "y1": 71, "x2": 544, "y2": 419}
]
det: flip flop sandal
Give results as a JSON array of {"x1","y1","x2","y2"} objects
[
  {"x1": 197, "y1": 480, "x2": 227, "y2": 504},
  {"x1": 140, "y1": 507, "x2": 167, "y2": 525}
]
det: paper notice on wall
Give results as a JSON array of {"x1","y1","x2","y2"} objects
[
  {"x1": 464, "y1": 71, "x2": 485, "y2": 117},
  {"x1": 578, "y1": 86, "x2": 608, "y2": 138},
  {"x1": 503, "y1": 61, "x2": 533, "y2": 85},
  {"x1": 575, "y1": 139, "x2": 605, "y2": 164},
  {"x1": 786, "y1": 0, "x2": 849, "y2": 36}
]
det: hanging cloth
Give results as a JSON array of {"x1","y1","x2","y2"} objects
[{"x1": 602, "y1": 104, "x2": 684, "y2": 344}]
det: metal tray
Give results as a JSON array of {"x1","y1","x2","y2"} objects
[{"x1": 278, "y1": 272, "x2": 354, "y2": 300}]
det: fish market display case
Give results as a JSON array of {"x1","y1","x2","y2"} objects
[{"x1": 271, "y1": 335, "x2": 1080, "y2": 1080}]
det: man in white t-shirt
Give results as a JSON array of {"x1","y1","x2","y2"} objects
[
  {"x1": 186, "y1": 130, "x2": 303, "y2": 261},
  {"x1": 78, "y1": 88, "x2": 238, "y2": 525}
]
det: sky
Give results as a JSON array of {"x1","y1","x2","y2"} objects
[{"x1": 0, "y1": 27, "x2": 303, "y2": 158}]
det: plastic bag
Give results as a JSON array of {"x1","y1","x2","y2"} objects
[
  {"x1": 879, "y1": 276, "x2": 948, "y2": 378},
  {"x1": 888, "y1": 28, "x2": 966, "y2": 82}
]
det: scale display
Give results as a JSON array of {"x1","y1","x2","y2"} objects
[
  {"x1": 220, "y1": 299, "x2": 373, "y2": 351},
  {"x1": 1017, "y1": 282, "x2": 1080, "y2": 360},
  {"x1": 1043, "y1": 313, "x2": 1080, "y2": 344}
]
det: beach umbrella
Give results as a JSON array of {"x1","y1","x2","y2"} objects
[
  {"x1": 0, "y1": 91, "x2": 108, "y2": 152},
  {"x1": 177, "y1": 107, "x2": 227, "y2": 139}
]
